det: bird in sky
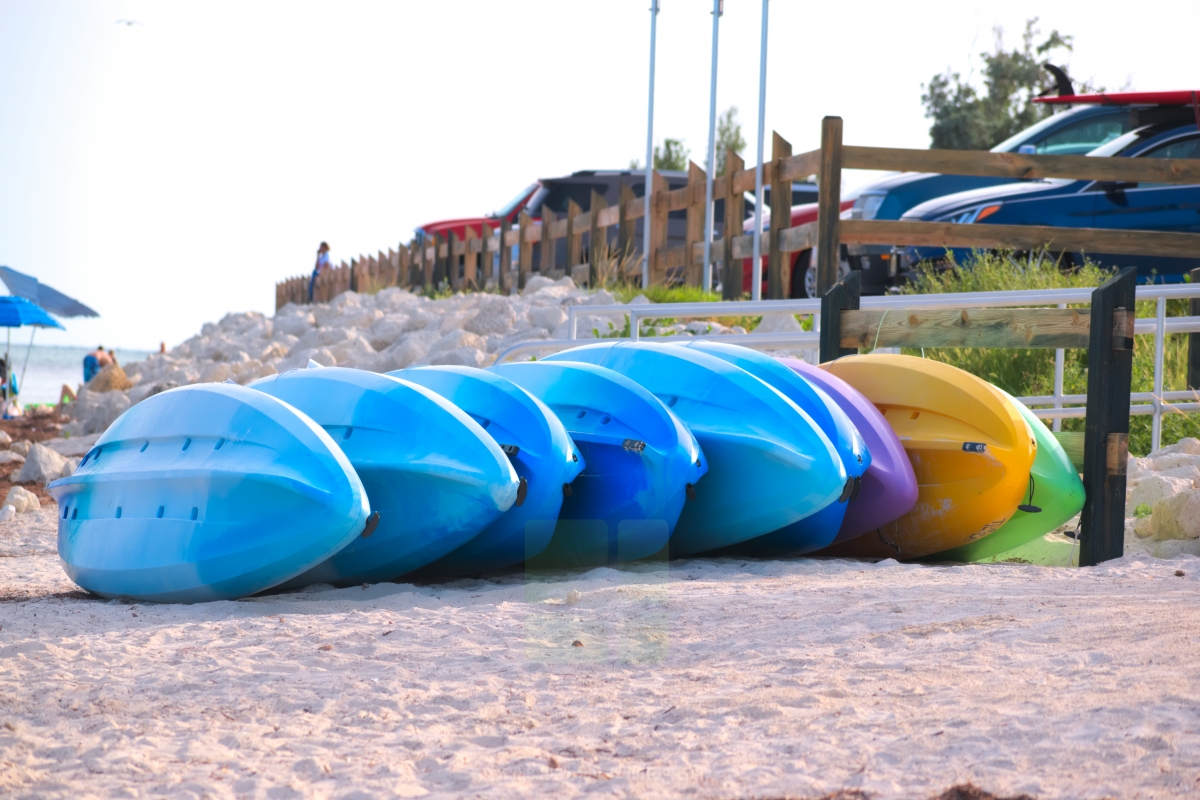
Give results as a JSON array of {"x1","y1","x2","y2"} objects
[{"x1": 115, "y1": 19, "x2": 143, "y2": 27}]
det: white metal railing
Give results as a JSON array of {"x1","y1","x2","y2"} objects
[{"x1": 494, "y1": 284, "x2": 1200, "y2": 451}]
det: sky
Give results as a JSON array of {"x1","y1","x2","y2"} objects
[{"x1": 2, "y1": 0, "x2": 1200, "y2": 350}]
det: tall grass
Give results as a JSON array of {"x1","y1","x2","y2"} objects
[{"x1": 900, "y1": 251, "x2": 1200, "y2": 456}]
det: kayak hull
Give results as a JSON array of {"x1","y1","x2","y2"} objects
[
  {"x1": 47, "y1": 384, "x2": 370, "y2": 603},
  {"x1": 394, "y1": 366, "x2": 585, "y2": 575},
  {"x1": 493, "y1": 360, "x2": 705, "y2": 568},
  {"x1": 251, "y1": 367, "x2": 517, "y2": 586}
]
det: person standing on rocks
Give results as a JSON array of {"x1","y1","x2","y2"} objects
[
  {"x1": 83, "y1": 346, "x2": 111, "y2": 384},
  {"x1": 309, "y1": 242, "x2": 331, "y2": 303}
]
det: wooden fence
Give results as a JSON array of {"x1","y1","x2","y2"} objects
[{"x1": 277, "y1": 116, "x2": 1200, "y2": 311}]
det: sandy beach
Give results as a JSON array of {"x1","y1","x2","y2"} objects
[{"x1": 2, "y1": 508, "x2": 1198, "y2": 799}]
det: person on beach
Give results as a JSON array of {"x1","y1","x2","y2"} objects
[
  {"x1": 309, "y1": 242, "x2": 331, "y2": 302},
  {"x1": 83, "y1": 346, "x2": 111, "y2": 384}
]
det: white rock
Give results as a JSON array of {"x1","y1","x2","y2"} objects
[
  {"x1": 430, "y1": 346, "x2": 487, "y2": 368},
  {"x1": 1155, "y1": 465, "x2": 1200, "y2": 486},
  {"x1": 0, "y1": 505, "x2": 14, "y2": 523},
  {"x1": 486, "y1": 328, "x2": 550, "y2": 354},
  {"x1": 0, "y1": 430, "x2": 12, "y2": 445},
  {"x1": 1154, "y1": 437, "x2": 1200, "y2": 457},
  {"x1": 4, "y1": 485, "x2": 39, "y2": 513},
  {"x1": 529, "y1": 305, "x2": 566, "y2": 331},
  {"x1": 0, "y1": 451, "x2": 24, "y2": 465},
  {"x1": 199, "y1": 363, "x2": 233, "y2": 383},
  {"x1": 45, "y1": 433, "x2": 102, "y2": 457},
  {"x1": 1127, "y1": 474, "x2": 1192, "y2": 512},
  {"x1": 754, "y1": 313, "x2": 804, "y2": 334},
  {"x1": 585, "y1": 289, "x2": 619, "y2": 306},
  {"x1": 521, "y1": 275, "x2": 557, "y2": 296},
  {"x1": 627, "y1": 294, "x2": 652, "y2": 305},
  {"x1": 16, "y1": 443, "x2": 67, "y2": 485},
  {"x1": 1133, "y1": 514, "x2": 1154, "y2": 538},
  {"x1": 1151, "y1": 453, "x2": 1200, "y2": 472},
  {"x1": 327, "y1": 335, "x2": 378, "y2": 370},
  {"x1": 1127, "y1": 456, "x2": 1154, "y2": 481},
  {"x1": 61, "y1": 457, "x2": 80, "y2": 478},
  {"x1": 1150, "y1": 488, "x2": 1200, "y2": 540},
  {"x1": 427, "y1": 330, "x2": 485, "y2": 361},
  {"x1": 730, "y1": 325, "x2": 748, "y2": 335},
  {"x1": 374, "y1": 330, "x2": 439, "y2": 372},
  {"x1": 465, "y1": 295, "x2": 517, "y2": 335},
  {"x1": 10, "y1": 440, "x2": 31, "y2": 456}
]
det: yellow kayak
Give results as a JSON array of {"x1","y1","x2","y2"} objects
[{"x1": 816, "y1": 354, "x2": 1036, "y2": 559}]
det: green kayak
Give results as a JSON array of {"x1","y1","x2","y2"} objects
[{"x1": 927, "y1": 387, "x2": 1084, "y2": 563}]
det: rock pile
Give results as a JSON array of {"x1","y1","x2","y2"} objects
[{"x1": 1126, "y1": 437, "x2": 1200, "y2": 553}]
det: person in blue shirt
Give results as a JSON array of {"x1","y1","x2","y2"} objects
[{"x1": 309, "y1": 242, "x2": 331, "y2": 302}]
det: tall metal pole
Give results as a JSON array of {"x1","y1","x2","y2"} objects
[
  {"x1": 701, "y1": 0, "x2": 722, "y2": 292},
  {"x1": 641, "y1": 0, "x2": 660, "y2": 290},
  {"x1": 751, "y1": 0, "x2": 769, "y2": 302}
]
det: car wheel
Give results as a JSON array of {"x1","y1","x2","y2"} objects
[{"x1": 803, "y1": 258, "x2": 851, "y2": 298}]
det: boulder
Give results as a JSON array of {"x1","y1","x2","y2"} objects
[
  {"x1": 521, "y1": 275, "x2": 557, "y2": 296},
  {"x1": 0, "y1": 430, "x2": 11, "y2": 445},
  {"x1": 9, "y1": 440, "x2": 31, "y2": 456},
  {"x1": 1127, "y1": 474, "x2": 1192, "y2": 511},
  {"x1": 754, "y1": 313, "x2": 804, "y2": 334},
  {"x1": 4, "y1": 485, "x2": 39, "y2": 513},
  {"x1": 327, "y1": 335, "x2": 378, "y2": 369},
  {"x1": 44, "y1": 433, "x2": 102, "y2": 457},
  {"x1": 1155, "y1": 437, "x2": 1200, "y2": 457},
  {"x1": 1127, "y1": 456, "x2": 1154, "y2": 481},
  {"x1": 366, "y1": 314, "x2": 413, "y2": 350},
  {"x1": 0, "y1": 505, "x2": 14, "y2": 523},
  {"x1": 374, "y1": 330, "x2": 439, "y2": 372},
  {"x1": 87, "y1": 364, "x2": 133, "y2": 393},
  {"x1": 16, "y1": 443, "x2": 67, "y2": 485},
  {"x1": 1151, "y1": 453, "x2": 1200, "y2": 473},
  {"x1": 0, "y1": 451, "x2": 25, "y2": 465},
  {"x1": 427, "y1": 329, "x2": 485, "y2": 361},
  {"x1": 529, "y1": 305, "x2": 566, "y2": 331},
  {"x1": 199, "y1": 363, "x2": 233, "y2": 383},
  {"x1": 1150, "y1": 488, "x2": 1200, "y2": 540},
  {"x1": 430, "y1": 346, "x2": 487, "y2": 368},
  {"x1": 1155, "y1": 465, "x2": 1200, "y2": 486}
]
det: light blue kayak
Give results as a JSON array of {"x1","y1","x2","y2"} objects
[
  {"x1": 544, "y1": 342, "x2": 846, "y2": 557},
  {"x1": 493, "y1": 360, "x2": 705, "y2": 567},
  {"x1": 250, "y1": 366, "x2": 518, "y2": 587},
  {"x1": 680, "y1": 341, "x2": 870, "y2": 555},
  {"x1": 392, "y1": 366, "x2": 585, "y2": 575},
  {"x1": 47, "y1": 384, "x2": 370, "y2": 603}
]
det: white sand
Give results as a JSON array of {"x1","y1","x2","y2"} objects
[{"x1": 3, "y1": 510, "x2": 1199, "y2": 799}]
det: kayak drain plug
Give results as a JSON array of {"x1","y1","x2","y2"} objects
[
  {"x1": 361, "y1": 511, "x2": 380, "y2": 538},
  {"x1": 563, "y1": 483, "x2": 573, "y2": 498},
  {"x1": 686, "y1": 484, "x2": 696, "y2": 502},
  {"x1": 515, "y1": 477, "x2": 528, "y2": 507}
]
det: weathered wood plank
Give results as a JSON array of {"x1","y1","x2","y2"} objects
[
  {"x1": 779, "y1": 220, "x2": 818, "y2": 254},
  {"x1": 588, "y1": 189, "x2": 607, "y2": 287},
  {"x1": 820, "y1": 270, "x2": 861, "y2": 363},
  {"x1": 463, "y1": 226, "x2": 478, "y2": 290},
  {"x1": 779, "y1": 148, "x2": 822, "y2": 183},
  {"x1": 518, "y1": 211, "x2": 533, "y2": 289},
  {"x1": 541, "y1": 208, "x2": 558, "y2": 275},
  {"x1": 723, "y1": 148, "x2": 745, "y2": 300},
  {"x1": 596, "y1": 205, "x2": 620, "y2": 229},
  {"x1": 816, "y1": 117, "x2": 844, "y2": 297},
  {"x1": 840, "y1": 219, "x2": 1200, "y2": 259},
  {"x1": 768, "y1": 131, "x2": 792, "y2": 299},
  {"x1": 565, "y1": 199, "x2": 582, "y2": 274},
  {"x1": 649, "y1": 171, "x2": 669, "y2": 284},
  {"x1": 843, "y1": 145, "x2": 1200, "y2": 186},
  {"x1": 618, "y1": 183, "x2": 636, "y2": 262},
  {"x1": 839, "y1": 307, "x2": 1092, "y2": 349},
  {"x1": 685, "y1": 160, "x2": 706, "y2": 288}
]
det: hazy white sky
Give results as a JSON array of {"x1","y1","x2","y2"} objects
[{"x1": 3, "y1": 0, "x2": 1199, "y2": 349}]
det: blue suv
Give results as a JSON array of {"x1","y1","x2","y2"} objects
[{"x1": 893, "y1": 121, "x2": 1200, "y2": 282}]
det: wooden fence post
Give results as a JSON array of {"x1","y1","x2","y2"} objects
[
  {"x1": 480, "y1": 223, "x2": 495, "y2": 288},
  {"x1": 723, "y1": 148, "x2": 745, "y2": 300},
  {"x1": 449, "y1": 232, "x2": 462, "y2": 290},
  {"x1": 398, "y1": 245, "x2": 410, "y2": 289},
  {"x1": 1190, "y1": 267, "x2": 1200, "y2": 389},
  {"x1": 589, "y1": 189, "x2": 608, "y2": 287},
  {"x1": 463, "y1": 226, "x2": 479, "y2": 290},
  {"x1": 685, "y1": 161, "x2": 706, "y2": 288},
  {"x1": 649, "y1": 170, "x2": 669, "y2": 286},
  {"x1": 1079, "y1": 266, "x2": 1137, "y2": 567},
  {"x1": 816, "y1": 116, "x2": 845, "y2": 298},
  {"x1": 767, "y1": 132, "x2": 792, "y2": 299},
  {"x1": 518, "y1": 211, "x2": 534, "y2": 290},
  {"x1": 565, "y1": 199, "x2": 583, "y2": 283},
  {"x1": 431, "y1": 234, "x2": 446, "y2": 287},
  {"x1": 499, "y1": 217, "x2": 514, "y2": 293},
  {"x1": 618, "y1": 183, "x2": 636, "y2": 280},
  {"x1": 419, "y1": 240, "x2": 431, "y2": 288},
  {"x1": 541, "y1": 209, "x2": 559, "y2": 278},
  {"x1": 818, "y1": 270, "x2": 861, "y2": 363}
]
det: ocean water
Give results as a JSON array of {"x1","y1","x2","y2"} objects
[{"x1": 4, "y1": 344, "x2": 152, "y2": 406}]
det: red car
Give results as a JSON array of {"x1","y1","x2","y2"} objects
[{"x1": 740, "y1": 199, "x2": 856, "y2": 298}]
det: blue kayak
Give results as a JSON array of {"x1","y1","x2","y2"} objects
[
  {"x1": 251, "y1": 366, "x2": 518, "y2": 587},
  {"x1": 47, "y1": 384, "x2": 370, "y2": 603},
  {"x1": 492, "y1": 360, "x2": 705, "y2": 567},
  {"x1": 544, "y1": 342, "x2": 846, "y2": 556},
  {"x1": 392, "y1": 366, "x2": 585, "y2": 575},
  {"x1": 680, "y1": 341, "x2": 870, "y2": 555}
]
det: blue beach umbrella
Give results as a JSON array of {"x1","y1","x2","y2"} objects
[{"x1": 0, "y1": 296, "x2": 66, "y2": 404}]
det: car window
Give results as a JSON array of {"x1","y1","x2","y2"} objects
[
  {"x1": 539, "y1": 183, "x2": 610, "y2": 214},
  {"x1": 1138, "y1": 135, "x2": 1200, "y2": 187},
  {"x1": 1033, "y1": 116, "x2": 1133, "y2": 156}
]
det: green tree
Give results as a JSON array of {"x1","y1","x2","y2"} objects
[
  {"x1": 715, "y1": 106, "x2": 746, "y2": 175},
  {"x1": 630, "y1": 138, "x2": 690, "y2": 172},
  {"x1": 921, "y1": 18, "x2": 1085, "y2": 151}
]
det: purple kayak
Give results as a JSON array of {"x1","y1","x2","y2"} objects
[{"x1": 780, "y1": 358, "x2": 917, "y2": 544}]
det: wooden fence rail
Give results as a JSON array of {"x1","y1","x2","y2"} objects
[{"x1": 276, "y1": 118, "x2": 1200, "y2": 310}]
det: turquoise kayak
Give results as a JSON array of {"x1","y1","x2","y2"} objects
[
  {"x1": 493, "y1": 360, "x2": 705, "y2": 567},
  {"x1": 251, "y1": 366, "x2": 518, "y2": 586},
  {"x1": 543, "y1": 342, "x2": 846, "y2": 556},
  {"x1": 393, "y1": 366, "x2": 585, "y2": 575},
  {"x1": 680, "y1": 342, "x2": 870, "y2": 555},
  {"x1": 47, "y1": 384, "x2": 370, "y2": 603}
]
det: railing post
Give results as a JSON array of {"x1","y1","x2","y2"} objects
[
  {"x1": 649, "y1": 170, "x2": 669, "y2": 286},
  {"x1": 541, "y1": 208, "x2": 559, "y2": 278},
  {"x1": 1153, "y1": 295, "x2": 1166, "y2": 451},
  {"x1": 818, "y1": 269, "x2": 860, "y2": 363},
  {"x1": 518, "y1": 211, "x2": 533, "y2": 291},
  {"x1": 1079, "y1": 266, "x2": 1136, "y2": 567},
  {"x1": 1053, "y1": 302, "x2": 1066, "y2": 432},
  {"x1": 685, "y1": 161, "x2": 706, "y2": 288},
  {"x1": 1190, "y1": 267, "x2": 1200, "y2": 389},
  {"x1": 723, "y1": 148, "x2": 745, "y2": 300},
  {"x1": 589, "y1": 189, "x2": 608, "y2": 288},
  {"x1": 816, "y1": 116, "x2": 844, "y2": 298},
  {"x1": 767, "y1": 131, "x2": 792, "y2": 299},
  {"x1": 566, "y1": 199, "x2": 583, "y2": 286}
]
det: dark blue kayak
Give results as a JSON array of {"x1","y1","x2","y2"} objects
[
  {"x1": 544, "y1": 342, "x2": 846, "y2": 557},
  {"x1": 47, "y1": 384, "x2": 370, "y2": 603},
  {"x1": 680, "y1": 341, "x2": 870, "y2": 555},
  {"x1": 492, "y1": 360, "x2": 705, "y2": 567},
  {"x1": 392, "y1": 366, "x2": 585, "y2": 575},
  {"x1": 250, "y1": 366, "x2": 518, "y2": 587}
]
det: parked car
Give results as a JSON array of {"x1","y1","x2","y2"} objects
[
  {"x1": 892, "y1": 120, "x2": 1200, "y2": 282},
  {"x1": 844, "y1": 85, "x2": 1197, "y2": 293},
  {"x1": 738, "y1": 199, "x2": 857, "y2": 298}
]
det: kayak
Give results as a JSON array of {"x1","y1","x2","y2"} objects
[
  {"x1": 817, "y1": 354, "x2": 1036, "y2": 560},
  {"x1": 780, "y1": 357, "x2": 918, "y2": 544},
  {"x1": 926, "y1": 387, "x2": 1084, "y2": 563},
  {"x1": 251, "y1": 365, "x2": 518, "y2": 586},
  {"x1": 492, "y1": 360, "x2": 704, "y2": 567},
  {"x1": 543, "y1": 342, "x2": 846, "y2": 557},
  {"x1": 47, "y1": 383, "x2": 370, "y2": 603},
  {"x1": 393, "y1": 365, "x2": 585, "y2": 575},
  {"x1": 680, "y1": 341, "x2": 870, "y2": 555}
]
